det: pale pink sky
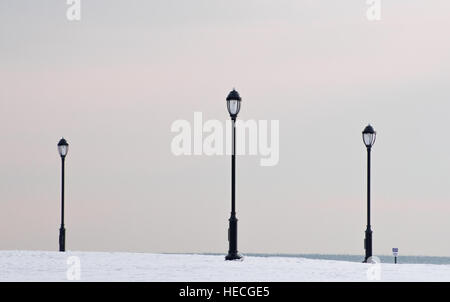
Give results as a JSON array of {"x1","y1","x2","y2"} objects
[{"x1": 1, "y1": 1, "x2": 450, "y2": 256}]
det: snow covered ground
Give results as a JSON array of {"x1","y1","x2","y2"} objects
[{"x1": 1, "y1": 251, "x2": 450, "y2": 282}]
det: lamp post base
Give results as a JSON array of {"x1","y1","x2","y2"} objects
[
  {"x1": 59, "y1": 227, "x2": 66, "y2": 252},
  {"x1": 225, "y1": 252, "x2": 243, "y2": 261},
  {"x1": 363, "y1": 228, "x2": 372, "y2": 263},
  {"x1": 225, "y1": 216, "x2": 242, "y2": 261}
]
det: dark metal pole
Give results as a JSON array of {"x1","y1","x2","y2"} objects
[
  {"x1": 226, "y1": 117, "x2": 241, "y2": 260},
  {"x1": 59, "y1": 156, "x2": 66, "y2": 252},
  {"x1": 395, "y1": 257, "x2": 397, "y2": 264},
  {"x1": 364, "y1": 147, "x2": 372, "y2": 262},
  {"x1": 232, "y1": 118, "x2": 236, "y2": 214}
]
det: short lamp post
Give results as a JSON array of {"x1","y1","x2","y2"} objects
[
  {"x1": 225, "y1": 89, "x2": 243, "y2": 261},
  {"x1": 362, "y1": 125, "x2": 376, "y2": 263},
  {"x1": 57, "y1": 138, "x2": 69, "y2": 252}
]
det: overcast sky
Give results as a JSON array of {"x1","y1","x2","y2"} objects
[{"x1": 1, "y1": 0, "x2": 450, "y2": 257}]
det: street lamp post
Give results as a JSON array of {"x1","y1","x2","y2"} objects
[
  {"x1": 57, "y1": 138, "x2": 69, "y2": 252},
  {"x1": 362, "y1": 125, "x2": 376, "y2": 263},
  {"x1": 225, "y1": 89, "x2": 243, "y2": 261}
]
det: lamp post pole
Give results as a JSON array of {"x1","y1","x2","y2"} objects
[
  {"x1": 60, "y1": 155, "x2": 65, "y2": 252},
  {"x1": 225, "y1": 89, "x2": 242, "y2": 261},
  {"x1": 364, "y1": 145, "x2": 372, "y2": 263},
  {"x1": 58, "y1": 138, "x2": 69, "y2": 252}
]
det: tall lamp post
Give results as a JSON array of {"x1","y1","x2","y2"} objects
[
  {"x1": 362, "y1": 125, "x2": 376, "y2": 263},
  {"x1": 225, "y1": 89, "x2": 243, "y2": 261},
  {"x1": 57, "y1": 138, "x2": 69, "y2": 252}
]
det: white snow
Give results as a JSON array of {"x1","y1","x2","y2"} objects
[{"x1": 0, "y1": 251, "x2": 449, "y2": 282}]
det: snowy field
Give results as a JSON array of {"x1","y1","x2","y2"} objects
[{"x1": 1, "y1": 251, "x2": 450, "y2": 282}]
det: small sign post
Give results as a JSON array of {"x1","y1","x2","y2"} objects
[{"x1": 392, "y1": 248, "x2": 399, "y2": 264}]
